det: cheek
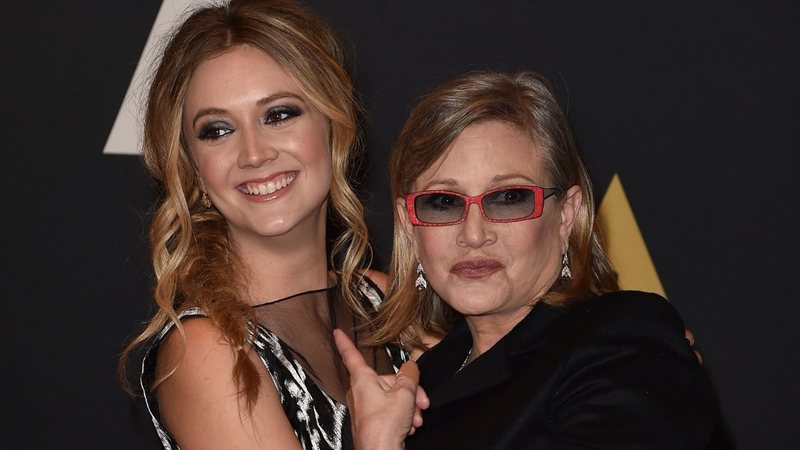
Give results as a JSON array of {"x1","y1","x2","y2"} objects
[
  {"x1": 504, "y1": 219, "x2": 562, "y2": 277},
  {"x1": 297, "y1": 122, "x2": 333, "y2": 179},
  {"x1": 195, "y1": 153, "x2": 229, "y2": 187},
  {"x1": 414, "y1": 228, "x2": 453, "y2": 275}
]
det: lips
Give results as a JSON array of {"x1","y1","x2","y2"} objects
[
  {"x1": 237, "y1": 171, "x2": 297, "y2": 199},
  {"x1": 450, "y1": 259, "x2": 504, "y2": 278}
]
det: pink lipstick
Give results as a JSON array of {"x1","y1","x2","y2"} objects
[{"x1": 450, "y1": 259, "x2": 504, "y2": 279}]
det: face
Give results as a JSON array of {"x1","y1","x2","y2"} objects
[
  {"x1": 398, "y1": 121, "x2": 581, "y2": 324},
  {"x1": 183, "y1": 45, "x2": 332, "y2": 243}
]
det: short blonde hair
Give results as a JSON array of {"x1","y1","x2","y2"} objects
[{"x1": 372, "y1": 71, "x2": 619, "y2": 348}]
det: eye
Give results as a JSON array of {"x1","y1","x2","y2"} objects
[
  {"x1": 420, "y1": 193, "x2": 464, "y2": 211},
  {"x1": 198, "y1": 121, "x2": 234, "y2": 140},
  {"x1": 487, "y1": 188, "x2": 534, "y2": 206},
  {"x1": 264, "y1": 105, "x2": 301, "y2": 125}
]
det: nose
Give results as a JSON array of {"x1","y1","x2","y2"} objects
[
  {"x1": 457, "y1": 203, "x2": 496, "y2": 248},
  {"x1": 237, "y1": 128, "x2": 278, "y2": 168}
]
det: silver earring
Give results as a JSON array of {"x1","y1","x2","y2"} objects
[
  {"x1": 415, "y1": 263, "x2": 427, "y2": 291},
  {"x1": 201, "y1": 191, "x2": 212, "y2": 208},
  {"x1": 560, "y1": 252, "x2": 572, "y2": 279}
]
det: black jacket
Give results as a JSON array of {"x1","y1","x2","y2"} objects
[{"x1": 407, "y1": 291, "x2": 718, "y2": 449}]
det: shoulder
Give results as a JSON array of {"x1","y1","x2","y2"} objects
[
  {"x1": 566, "y1": 290, "x2": 686, "y2": 340},
  {"x1": 155, "y1": 317, "x2": 247, "y2": 421},
  {"x1": 154, "y1": 317, "x2": 303, "y2": 449},
  {"x1": 542, "y1": 292, "x2": 718, "y2": 445},
  {"x1": 155, "y1": 316, "x2": 229, "y2": 381},
  {"x1": 362, "y1": 269, "x2": 389, "y2": 293}
]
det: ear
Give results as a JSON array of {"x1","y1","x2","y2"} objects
[
  {"x1": 396, "y1": 197, "x2": 417, "y2": 254},
  {"x1": 559, "y1": 185, "x2": 583, "y2": 250}
]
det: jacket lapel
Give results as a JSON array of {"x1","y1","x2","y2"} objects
[{"x1": 419, "y1": 301, "x2": 570, "y2": 409}]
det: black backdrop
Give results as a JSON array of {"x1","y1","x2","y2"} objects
[{"x1": 1, "y1": 1, "x2": 798, "y2": 448}]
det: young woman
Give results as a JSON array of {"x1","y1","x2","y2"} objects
[{"x1": 119, "y1": 1, "x2": 406, "y2": 449}]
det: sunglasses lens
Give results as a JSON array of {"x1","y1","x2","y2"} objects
[
  {"x1": 414, "y1": 192, "x2": 466, "y2": 224},
  {"x1": 482, "y1": 188, "x2": 537, "y2": 220}
]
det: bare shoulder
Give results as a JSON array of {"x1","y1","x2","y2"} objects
[
  {"x1": 409, "y1": 330, "x2": 443, "y2": 361},
  {"x1": 155, "y1": 317, "x2": 303, "y2": 450},
  {"x1": 156, "y1": 317, "x2": 224, "y2": 377},
  {"x1": 363, "y1": 269, "x2": 389, "y2": 293}
]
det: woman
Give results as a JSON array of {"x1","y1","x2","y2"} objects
[
  {"x1": 338, "y1": 71, "x2": 717, "y2": 449},
  {"x1": 118, "y1": 1, "x2": 407, "y2": 449}
]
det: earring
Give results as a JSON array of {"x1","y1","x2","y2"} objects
[
  {"x1": 415, "y1": 263, "x2": 427, "y2": 291},
  {"x1": 201, "y1": 191, "x2": 212, "y2": 208},
  {"x1": 560, "y1": 252, "x2": 572, "y2": 279}
]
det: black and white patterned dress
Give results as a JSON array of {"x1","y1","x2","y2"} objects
[{"x1": 140, "y1": 277, "x2": 406, "y2": 450}]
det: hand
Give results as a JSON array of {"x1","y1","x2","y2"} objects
[
  {"x1": 684, "y1": 328, "x2": 703, "y2": 365},
  {"x1": 333, "y1": 329, "x2": 429, "y2": 450}
]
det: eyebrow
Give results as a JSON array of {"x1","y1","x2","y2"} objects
[
  {"x1": 191, "y1": 91, "x2": 305, "y2": 128},
  {"x1": 423, "y1": 174, "x2": 539, "y2": 190},
  {"x1": 492, "y1": 173, "x2": 538, "y2": 184}
]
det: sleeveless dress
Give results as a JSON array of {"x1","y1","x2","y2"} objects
[{"x1": 140, "y1": 277, "x2": 407, "y2": 450}]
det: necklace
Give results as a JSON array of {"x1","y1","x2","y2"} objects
[{"x1": 456, "y1": 348, "x2": 473, "y2": 373}]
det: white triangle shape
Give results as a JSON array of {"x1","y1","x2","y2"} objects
[{"x1": 103, "y1": 0, "x2": 201, "y2": 155}]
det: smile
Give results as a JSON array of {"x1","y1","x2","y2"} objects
[{"x1": 239, "y1": 172, "x2": 297, "y2": 196}]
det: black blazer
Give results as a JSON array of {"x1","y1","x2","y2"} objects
[{"x1": 407, "y1": 291, "x2": 717, "y2": 449}]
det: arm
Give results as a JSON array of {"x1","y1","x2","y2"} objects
[
  {"x1": 537, "y1": 294, "x2": 717, "y2": 448},
  {"x1": 155, "y1": 318, "x2": 303, "y2": 450}
]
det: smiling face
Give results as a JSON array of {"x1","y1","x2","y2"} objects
[
  {"x1": 398, "y1": 121, "x2": 581, "y2": 327},
  {"x1": 182, "y1": 45, "x2": 332, "y2": 243}
]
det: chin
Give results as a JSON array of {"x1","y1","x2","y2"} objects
[{"x1": 443, "y1": 292, "x2": 506, "y2": 316}]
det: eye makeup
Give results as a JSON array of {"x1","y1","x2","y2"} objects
[
  {"x1": 198, "y1": 120, "x2": 234, "y2": 140},
  {"x1": 263, "y1": 105, "x2": 302, "y2": 125}
]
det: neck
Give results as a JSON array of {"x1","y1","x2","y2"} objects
[
  {"x1": 231, "y1": 213, "x2": 330, "y2": 305},
  {"x1": 463, "y1": 303, "x2": 536, "y2": 360}
]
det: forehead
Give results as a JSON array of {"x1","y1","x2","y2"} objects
[
  {"x1": 183, "y1": 45, "x2": 303, "y2": 110},
  {"x1": 415, "y1": 121, "x2": 548, "y2": 190}
]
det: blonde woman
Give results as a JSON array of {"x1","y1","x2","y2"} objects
[{"x1": 119, "y1": 1, "x2": 406, "y2": 448}]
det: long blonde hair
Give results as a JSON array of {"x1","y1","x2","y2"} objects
[
  {"x1": 371, "y1": 71, "x2": 619, "y2": 349},
  {"x1": 119, "y1": 0, "x2": 372, "y2": 410}
]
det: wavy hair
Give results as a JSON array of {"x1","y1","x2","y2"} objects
[
  {"x1": 371, "y1": 71, "x2": 619, "y2": 349},
  {"x1": 119, "y1": 0, "x2": 371, "y2": 410}
]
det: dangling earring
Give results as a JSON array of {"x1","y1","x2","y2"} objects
[
  {"x1": 560, "y1": 252, "x2": 572, "y2": 279},
  {"x1": 415, "y1": 262, "x2": 427, "y2": 291},
  {"x1": 201, "y1": 191, "x2": 212, "y2": 208}
]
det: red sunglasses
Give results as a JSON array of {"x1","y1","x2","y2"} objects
[{"x1": 405, "y1": 185, "x2": 560, "y2": 226}]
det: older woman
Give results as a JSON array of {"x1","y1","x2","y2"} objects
[{"x1": 337, "y1": 71, "x2": 717, "y2": 449}]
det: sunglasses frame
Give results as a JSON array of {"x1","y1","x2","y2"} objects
[{"x1": 405, "y1": 185, "x2": 561, "y2": 226}]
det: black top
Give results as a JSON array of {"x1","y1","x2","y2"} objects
[
  {"x1": 407, "y1": 291, "x2": 718, "y2": 449},
  {"x1": 141, "y1": 277, "x2": 407, "y2": 450}
]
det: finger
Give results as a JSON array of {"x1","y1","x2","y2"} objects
[
  {"x1": 333, "y1": 329, "x2": 370, "y2": 375},
  {"x1": 694, "y1": 349, "x2": 704, "y2": 366},
  {"x1": 415, "y1": 384, "x2": 430, "y2": 410},
  {"x1": 413, "y1": 408, "x2": 424, "y2": 428},
  {"x1": 684, "y1": 328, "x2": 696, "y2": 347},
  {"x1": 395, "y1": 360, "x2": 420, "y2": 385}
]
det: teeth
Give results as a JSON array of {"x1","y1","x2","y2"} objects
[{"x1": 244, "y1": 174, "x2": 295, "y2": 196}]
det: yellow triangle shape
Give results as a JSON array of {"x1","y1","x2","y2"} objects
[{"x1": 597, "y1": 174, "x2": 666, "y2": 298}]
